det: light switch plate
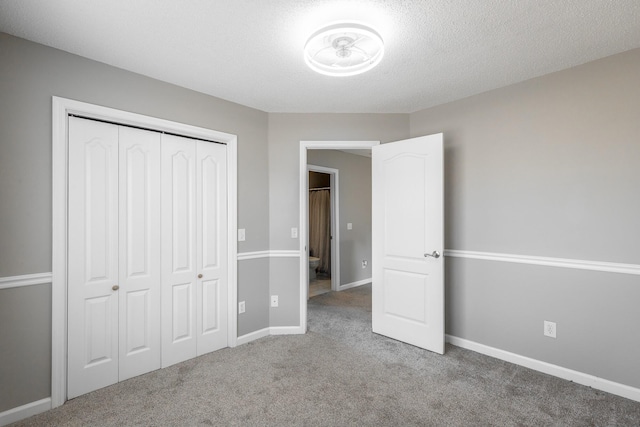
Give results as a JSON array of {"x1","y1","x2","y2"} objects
[
  {"x1": 347, "y1": 223, "x2": 353, "y2": 230},
  {"x1": 238, "y1": 228, "x2": 246, "y2": 241}
]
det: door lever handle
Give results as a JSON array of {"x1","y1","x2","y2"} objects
[{"x1": 424, "y1": 251, "x2": 441, "y2": 259}]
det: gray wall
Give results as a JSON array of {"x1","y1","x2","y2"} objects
[
  {"x1": 237, "y1": 259, "x2": 270, "y2": 336},
  {"x1": 267, "y1": 113, "x2": 409, "y2": 327},
  {"x1": 0, "y1": 284, "x2": 51, "y2": 412},
  {"x1": 0, "y1": 33, "x2": 270, "y2": 411},
  {"x1": 411, "y1": 48, "x2": 640, "y2": 388},
  {"x1": 307, "y1": 150, "x2": 372, "y2": 286}
]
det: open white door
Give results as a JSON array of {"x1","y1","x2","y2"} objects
[{"x1": 372, "y1": 133, "x2": 444, "y2": 354}]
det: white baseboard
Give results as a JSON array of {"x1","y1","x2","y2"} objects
[
  {"x1": 236, "y1": 326, "x2": 305, "y2": 345},
  {"x1": 270, "y1": 326, "x2": 305, "y2": 335},
  {"x1": 446, "y1": 335, "x2": 640, "y2": 403},
  {"x1": 236, "y1": 327, "x2": 270, "y2": 346},
  {"x1": 338, "y1": 278, "x2": 371, "y2": 291},
  {"x1": 0, "y1": 397, "x2": 51, "y2": 426}
]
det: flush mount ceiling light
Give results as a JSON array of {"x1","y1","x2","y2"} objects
[{"x1": 304, "y1": 22, "x2": 384, "y2": 77}]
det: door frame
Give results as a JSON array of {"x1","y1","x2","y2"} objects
[
  {"x1": 307, "y1": 164, "x2": 339, "y2": 292},
  {"x1": 298, "y1": 141, "x2": 379, "y2": 332},
  {"x1": 51, "y1": 96, "x2": 238, "y2": 408}
]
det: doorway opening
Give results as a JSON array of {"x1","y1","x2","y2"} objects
[
  {"x1": 298, "y1": 141, "x2": 379, "y2": 332},
  {"x1": 307, "y1": 167, "x2": 337, "y2": 297}
]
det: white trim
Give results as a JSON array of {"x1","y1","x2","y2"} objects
[
  {"x1": 0, "y1": 272, "x2": 52, "y2": 290},
  {"x1": 237, "y1": 250, "x2": 271, "y2": 260},
  {"x1": 236, "y1": 326, "x2": 305, "y2": 346},
  {"x1": 269, "y1": 250, "x2": 302, "y2": 258},
  {"x1": 52, "y1": 96, "x2": 238, "y2": 408},
  {"x1": 236, "y1": 327, "x2": 270, "y2": 346},
  {"x1": 445, "y1": 250, "x2": 640, "y2": 276},
  {"x1": 446, "y1": 335, "x2": 640, "y2": 403},
  {"x1": 308, "y1": 164, "x2": 340, "y2": 292},
  {"x1": 0, "y1": 397, "x2": 51, "y2": 426},
  {"x1": 299, "y1": 141, "x2": 379, "y2": 335},
  {"x1": 270, "y1": 325, "x2": 305, "y2": 335},
  {"x1": 338, "y1": 277, "x2": 372, "y2": 291},
  {"x1": 237, "y1": 250, "x2": 300, "y2": 261},
  {"x1": 226, "y1": 131, "x2": 239, "y2": 350}
]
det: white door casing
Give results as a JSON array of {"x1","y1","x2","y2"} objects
[
  {"x1": 67, "y1": 117, "x2": 120, "y2": 398},
  {"x1": 372, "y1": 134, "x2": 444, "y2": 354}
]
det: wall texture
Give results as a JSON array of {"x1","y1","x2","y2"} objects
[
  {"x1": 267, "y1": 113, "x2": 409, "y2": 327},
  {"x1": 307, "y1": 150, "x2": 372, "y2": 286},
  {"x1": 411, "y1": 48, "x2": 640, "y2": 388},
  {"x1": 0, "y1": 32, "x2": 270, "y2": 411}
]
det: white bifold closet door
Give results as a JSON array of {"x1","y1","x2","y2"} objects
[
  {"x1": 68, "y1": 117, "x2": 227, "y2": 399},
  {"x1": 68, "y1": 117, "x2": 162, "y2": 399},
  {"x1": 161, "y1": 134, "x2": 228, "y2": 368}
]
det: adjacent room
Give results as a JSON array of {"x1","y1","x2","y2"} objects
[{"x1": 1, "y1": 1, "x2": 639, "y2": 425}]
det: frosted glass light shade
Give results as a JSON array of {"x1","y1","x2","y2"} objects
[{"x1": 304, "y1": 22, "x2": 384, "y2": 77}]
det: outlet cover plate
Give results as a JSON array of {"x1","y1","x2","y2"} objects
[
  {"x1": 239, "y1": 301, "x2": 246, "y2": 314},
  {"x1": 544, "y1": 320, "x2": 557, "y2": 338}
]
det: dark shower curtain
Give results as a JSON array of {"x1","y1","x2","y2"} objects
[{"x1": 309, "y1": 189, "x2": 331, "y2": 275}]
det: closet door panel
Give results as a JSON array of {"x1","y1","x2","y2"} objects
[
  {"x1": 118, "y1": 126, "x2": 162, "y2": 380},
  {"x1": 161, "y1": 134, "x2": 198, "y2": 368},
  {"x1": 68, "y1": 117, "x2": 119, "y2": 399},
  {"x1": 196, "y1": 141, "x2": 228, "y2": 354}
]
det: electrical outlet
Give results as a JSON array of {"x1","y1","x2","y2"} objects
[
  {"x1": 238, "y1": 301, "x2": 246, "y2": 314},
  {"x1": 271, "y1": 295, "x2": 279, "y2": 307},
  {"x1": 544, "y1": 321, "x2": 556, "y2": 338},
  {"x1": 362, "y1": 260, "x2": 368, "y2": 269},
  {"x1": 238, "y1": 228, "x2": 246, "y2": 242},
  {"x1": 291, "y1": 227, "x2": 298, "y2": 238}
]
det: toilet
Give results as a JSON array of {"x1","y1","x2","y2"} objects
[{"x1": 309, "y1": 256, "x2": 320, "y2": 280}]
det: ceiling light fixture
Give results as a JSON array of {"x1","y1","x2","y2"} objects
[{"x1": 303, "y1": 22, "x2": 384, "y2": 77}]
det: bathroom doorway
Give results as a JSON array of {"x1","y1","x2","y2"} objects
[{"x1": 307, "y1": 166, "x2": 338, "y2": 297}]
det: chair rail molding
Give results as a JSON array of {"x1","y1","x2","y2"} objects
[
  {"x1": 0, "y1": 272, "x2": 52, "y2": 290},
  {"x1": 445, "y1": 250, "x2": 640, "y2": 276},
  {"x1": 237, "y1": 250, "x2": 300, "y2": 261}
]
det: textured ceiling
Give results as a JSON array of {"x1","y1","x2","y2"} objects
[{"x1": 1, "y1": 0, "x2": 639, "y2": 113}]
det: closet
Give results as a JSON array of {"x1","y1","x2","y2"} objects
[{"x1": 67, "y1": 116, "x2": 227, "y2": 399}]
